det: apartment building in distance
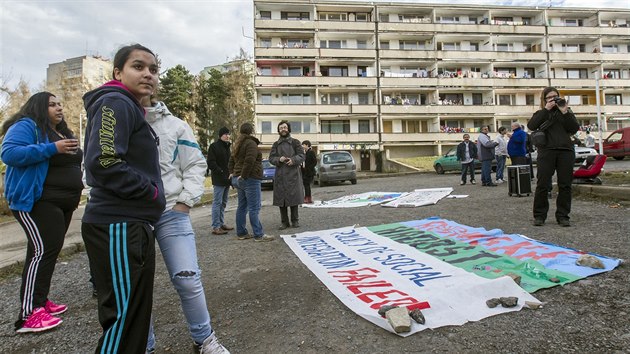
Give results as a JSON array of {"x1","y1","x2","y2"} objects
[
  {"x1": 47, "y1": 55, "x2": 112, "y2": 142},
  {"x1": 253, "y1": 0, "x2": 630, "y2": 171}
]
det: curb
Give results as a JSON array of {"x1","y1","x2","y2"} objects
[{"x1": 573, "y1": 184, "x2": 630, "y2": 203}]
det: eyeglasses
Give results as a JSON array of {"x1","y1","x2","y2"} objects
[{"x1": 545, "y1": 94, "x2": 558, "y2": 100}]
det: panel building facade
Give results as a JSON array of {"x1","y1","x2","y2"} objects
[{"x1": 253, "y1": 0, "x2": 630, "y2": 170}]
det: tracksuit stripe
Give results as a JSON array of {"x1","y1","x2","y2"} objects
[
  {"x1": 18, "y1": 211, "x2": 44, "y2": 319},
  {"x1": 112, "y1": 223, "x2": 131, "y2": 354}
]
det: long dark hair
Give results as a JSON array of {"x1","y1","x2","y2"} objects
[
  {"x1": 112, "y1": 44, "x2": 156, "y2": 78},
  {"x1": 1, "y1": 92, "x2": 73, "y2": 139},
  {"x1": 540, "y1": 87, "x2": 559, "y2": 109}
]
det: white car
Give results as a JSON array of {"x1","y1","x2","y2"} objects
[{"x1": 529, "y1": 146, "x2": 598, "y2": 164}]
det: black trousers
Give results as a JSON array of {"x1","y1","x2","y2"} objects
[
  {"x1": 302, "y1": 176, "x2": 313, "y2": 198},
  {"x1": 13, "y1": 198, "x2": 75, "y2": 328},
  {"x1": 82, "y1": 222, "x2": 155, "y2": 354},
  {"x1": 280, "y1": 206, "x2": 299, "y2": 225},
  {"x1": 533, "y1": 149, "x2": 574, "y2": 221}
]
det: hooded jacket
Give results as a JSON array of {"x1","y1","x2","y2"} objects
[
  {"x1": 527, "y1": 107, "x2": 579, "y2": 151},
  {"x1": 1, "y1": 118, "x2": 58, "y2": 212},
  {"x1": 228, "y1": 135, "x2": 263, "y2": 179},
  {"x1": 82, "y1": 81, "x2": 165, "y2": 224},
  {"x1": 145, "y1": 101, "x2": 206, "y2": 209}
]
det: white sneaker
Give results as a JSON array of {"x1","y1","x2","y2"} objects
[
  {"x1": 197, "y1": 332, "x2": 230, "y2": 354},
  {"x1": 254, "y1": 234, "x2": 275, "y2": 242},
  {"x1": 496, "y1": 179, "x2": 504, "y2": 184}
]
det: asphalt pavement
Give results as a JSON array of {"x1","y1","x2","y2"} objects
[{"x1": 0, "y1": 161, "x2": 628, "y2": 272}]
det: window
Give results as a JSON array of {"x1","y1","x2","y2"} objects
[
  {"x1": 260, "y1": 94, "x2": 272, "y2": 104},
  {"x1": 259, "y1": 67, "x2": 271, "y2": 76},
  {"x1": 403, "y1": 120, "x2": 421, "y2": 133},
  {"x1": 602, "y1": 45, "x2": 619, "y2": 53},
  {"x1": 358, "y1": 92, "x2": 369, "y2": 104},
  {"x1": 469, "y1": 43, "x2": 480, "y2": 51},
  {"x1": 401, "y1": 40, "x2": 426, "y2": 50},
  {"x1": 320, "y1": 66, "x2": 348, "y2": 77},
  {"x1": 496, "y1": 67, "x2": 516, "y2": 75},
  {"x1": 357, "y1": 66, "x2": 368, "y2": 77},
  {"x1": 281, "y1": 12, "x2": 309, "y2": 20},
  {"x1": 383, "y1": 121, "x2": 393, "y2": 133},
  {"x1": 260, "y1": 38, "x2": 271, "y2": 47},
  {"x1": 379, "y1": 13, "x2": 389, "y2": 23},
  {"x1": 438, "y1": 16, "x2": 460, "y2": 23},
  {"x1": 287, "y1": 39, "x2": 308, "y2": 48},
  {"x1": 322, "y1": 40, "x2": 347, "y2": 49},
  {"x1": 259, "y1": 11, "x2": 271, "y2": 20},
  {"x1": 320, "y1": 93, "x2": 348, "y2": 105},
  {"x1": 379, "y1": 41, "x2": 390, "y2": 49},
  {"x1": 605, "y1": 94, "x2": 622, "y2": 105},
  {"x1": 524, "y1": 68, "x2": 535, "y2": 78},
  {"x1": 356, "y1": 13, "x2": 369, "y2": 22},
  {"x1": 497, "y1": 94, "x2": 515, "y2": 105},
  {"x1": 282, "y1": 93, "x2": 311, "y2": 104},
  {"x1": 398, "y1": 14, "x2": 427, "y2": 23},
  {"x1": 472, "y1": 93, "x2": 483, "y2": 105},
  {"x1": 261, "y1": 121, "x2": 272, "y2": 133},
  {"x1": 319, "y1": 13, "x2": 347, "y2": 21},
  {"x1": 357, "y1": 40, "x2": 367, "y2": 49},
  {"x1": 289, "y1": 121, "x2": 302, "y2": 133},
  {"x1": 522, "y1": 17, "x2": 531, "y2": 25},
  {"x1": 565, "y1": 68, "x2": 587, "y2": 79},
  {"x1": 285, "y1": 67, "x2": 302, "y2": 76},
  {"x1": 562, "y1": 43, "x2": 585, "y2": 53},
  {"x1": 441, "y1": 42, "x2": 460, "y2": 51},
  {"x1": 526, "y1": 94, "x2": 535, "y2": 105},
  {"x1": 564, "y1": 18, "x2": 583, "y2": 27},
  {"x1": 494, "y1": 16, "x2": 513, "y2": 25},
  {"x1": 359, "y1": 120, "x2": 370, "y2": 133},
  {"x1": 441, "y1": 93, "x2": 463, "y2": 104},
  {"x1": 496, "y1": 43, "x2": 513, "y2": 52},
  {"x1": 321, "y1": 120, "x2": 350, "y2": 133},
  {"x1": 604, "y1": 70, "x2": 621, "y2": 79},
  {"x1": 303, "y1": 122, "x2": 311, "y2": 133}
]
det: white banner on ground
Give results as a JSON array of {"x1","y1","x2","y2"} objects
[
  {"x1": 282, "y1": 225, "x2": 539, "y2": 336},
  {"x1": 304, "y1": 192, "x2": 406, "y2": 208},
  {"x1": 381, "y1": 188, "x2": 453, "y2": 208}
]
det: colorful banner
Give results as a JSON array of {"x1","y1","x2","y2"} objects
[
  {"x1": 381, "y1": 188, "x2": 453, "y2": 208},
  {"x1": 304, "y1": 192, "x2": 405, "y2": 208},
  {"x1": 282, "y1": 226, "x2": 539, "y2": 336}
]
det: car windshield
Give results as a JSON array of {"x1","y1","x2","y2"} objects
[
  {"x1": 323, "y1": 152, "x2": 352, "y2": 164},
  {"x1": 262, "y1": 160, "x2": 274, "y2": 169}
]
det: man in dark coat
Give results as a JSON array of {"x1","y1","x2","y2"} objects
[
  {"x1": 301, "y1": 140, "x2": 317, "y2": 204},
  {"x1": 207, "y1": 127, "x2": 233, "y2": 235},
  {"x1": 269, "y1": 121, "x2": 305, "y2": 229}
]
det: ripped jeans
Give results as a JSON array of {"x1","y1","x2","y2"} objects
[{"x1": 147, "y1": 209, "x2": 212, "y2": 349}]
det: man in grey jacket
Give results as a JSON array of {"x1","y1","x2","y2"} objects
[
  {"x1": 269, "y1": 120, "x2": 305, "y2": 230},
  {"x1": 477, "y1": 125, "x2": 499, "y2": 187}
]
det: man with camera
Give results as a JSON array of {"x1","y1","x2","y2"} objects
[{"x1": 527, "y1": 87, "x2": 579, "y2": 227}]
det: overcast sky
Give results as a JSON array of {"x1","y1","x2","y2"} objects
[{"x1": 1, "y1": 0, "x2": 628, "y2": 93}]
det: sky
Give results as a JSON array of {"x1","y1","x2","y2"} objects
[{"x1": 1, "y1": 0, "x2": 628, "y2": 93}]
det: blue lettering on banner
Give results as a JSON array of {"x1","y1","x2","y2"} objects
[{"x1": 297, "y1": 236, "x2": 359, "y2": 269}]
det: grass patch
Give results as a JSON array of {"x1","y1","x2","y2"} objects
[
  {"x1": 600, "y1": 171, "x2": 630, "y2": 186},
  {"x1": 397, "y1": 156, "x2": 438, "y2": 172}
]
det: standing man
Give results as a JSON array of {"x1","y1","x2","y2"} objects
[
  {"x1": 584, "y1": 130, "x2": 595, "y2": 148},
  {"x1": 301, "y1": 140, "x2": 317, "y2": 204},
  {"x1": 269, "y1": 121, "x2": 305, "y2": 230},
  {"x1": 477, "y1": 125, "x2": 499, "y2": 187},
  {"x1": 144, "y1": 99, "x2": 229, "y2": 353},
  {"x1": 207, "y1": 127, "x2": 233, "y2": 235},
  {"x1": 456, "y1": 133, "x2": 477, "y2": 185},
  {"x1": 507, "y1": 122, "x2": 528, "y2": 165},
  {"x1": 494, "y1": 127, "x2": 510, "y2": 184}
]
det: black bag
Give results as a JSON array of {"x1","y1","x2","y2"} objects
[{"x1": 531, "y1": 119, "x2": 553, "y2": 147}]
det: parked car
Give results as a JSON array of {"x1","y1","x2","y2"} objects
[
  {"x1": 315, "y1": 151, "x2": 357, "y2": 186},
  {"x1": 261, "y1": 159, "x2": 275, "y2": 189},
  {"x1": 595, "y1": 127, "x2": 630, "y2": 160},
  {"x1": 530, "y1": 146, "x2": 598, "y2": 164},
  {"x1": 432, "y1": 147, "x2": 496, "y2": 174}
]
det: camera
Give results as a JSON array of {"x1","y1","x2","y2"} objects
[{"x1": 553, "y1": 97, "x2": 567, "y2": 107}]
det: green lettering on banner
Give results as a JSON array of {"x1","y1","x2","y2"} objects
[{"x1": 368, "y1": 223, "x2": 580, "y2": 292}]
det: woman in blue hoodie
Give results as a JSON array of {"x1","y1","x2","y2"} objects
[
  {"x1": 1, "y1": 92, "x2": 82, "y2": 333},
  {"x1": 81, "y1": 44, "x2": 165, "y2": 353}
]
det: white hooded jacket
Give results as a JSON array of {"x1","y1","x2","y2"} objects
[{"x1": 145, "y1": 101, "x2": 207, "y2": 210}]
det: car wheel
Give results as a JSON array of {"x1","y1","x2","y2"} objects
[
  {"x1": 613, "y1": 156, "x2": 624, "y2": 161},
  {"x1": 434, "y1": 164, "x2": 444, "y2": 174},
  {"x1": 350, "y1": 179, "x2": 357, "y2": 185}
]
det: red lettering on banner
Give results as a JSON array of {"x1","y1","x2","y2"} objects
[
  {"x1": 489, "y1": 241, "x2": 547, "y2": 257},
  {"x1": 329, "y1": 268, "x2": 431, "y2": 313}
]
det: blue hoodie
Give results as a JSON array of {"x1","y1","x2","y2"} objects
[
  {"x1": 1, "y1": 118, "x2": 58, "y2": 212},
  {"x1": 82, "y1": 81, "x2": 165, "y2": 224}
]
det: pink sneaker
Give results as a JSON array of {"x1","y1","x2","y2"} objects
[
  {"x1": 16, "y1": 307, "x2": 62, "y2": 333},
  {"x1": 45, "y1": 299, "x2": 68, "y2": 315}
]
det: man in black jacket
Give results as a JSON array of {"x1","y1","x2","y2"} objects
[
  {"x1": 207, "y1": 127, "x2": 233, "y2": 235},
  {"x1": 456, "y1": 133, "x2": 477, "y2": 185}
]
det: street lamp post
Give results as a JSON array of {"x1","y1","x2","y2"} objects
[{"x1": 595, "y1": 76, "x2": 603, "y2": 155}]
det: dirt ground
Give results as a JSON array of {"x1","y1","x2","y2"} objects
[{"x1": 0, "y1": 173, "x2": 628, "y2": 353}]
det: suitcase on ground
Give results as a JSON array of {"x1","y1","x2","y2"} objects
[{"x1": 508, "y1": 165, "x2": 532, "y2": 197}]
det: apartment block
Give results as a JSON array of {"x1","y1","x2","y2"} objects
[
  {"x1": 253, "y1": 0, "x2": 630, "y2": 170},
  {"x1": 47, "y1": 55, "x2": 112, "y2": 141}
]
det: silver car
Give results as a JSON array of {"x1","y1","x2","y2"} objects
[
  {"x1": 530, "y1": 146, "x2": 598, "y2": 164},
  {"x1": 315, "y1": 151, "x2": 357, "y2": 186}
]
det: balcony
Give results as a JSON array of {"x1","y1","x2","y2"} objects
[
  {"x1": 570, "y1": 104, "x2": 630, "y2": 115},
  {"x1": 318, "y1": 48, "x2": 377, "y2": 59},
  {"x1": 316, "y1": 21, "x2": 375, "y2": 31},
  {"x1": 255, "y1": 19, "x2": 315, "y2": 30},
  {"x1": 599, "y1": 79, "x2": 630, "y2": 89},
  {"x1": 255, "y1": 47, "x2": 318, "y2": 58},
  {"x1": 548, "y1": 26, "x2": 614, "y2": 36},
  {"x1": 381, "y1": 132, "x2": 464, "y2": 143},
  {"x1": 316, "y1": 76, "x2": 377, "y2": 86},
  {"x1": 550, "y1": 78, "x2": 597, "y2": 88},
  {"x1": 380, "y1": 104, "x2": 538, "y2": 115},
  {"x1": 379, "y1": 23, "x2": 545, "y2": 35},
  {"x1": 547, "y1": 52, "x2": 601, "y2": 62},
  {"x1": 258, "y1": 133, "x2": 379, "y2": 145},
  {"x1": 439, "y1": 50, "x2": 547, "y2": 61},
  {"x1": 255, "y1": 104, "x2": 378, "y2": 115},
  {"x1": 256, "y1": 76, "x2": 317, "y2": 86}
]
